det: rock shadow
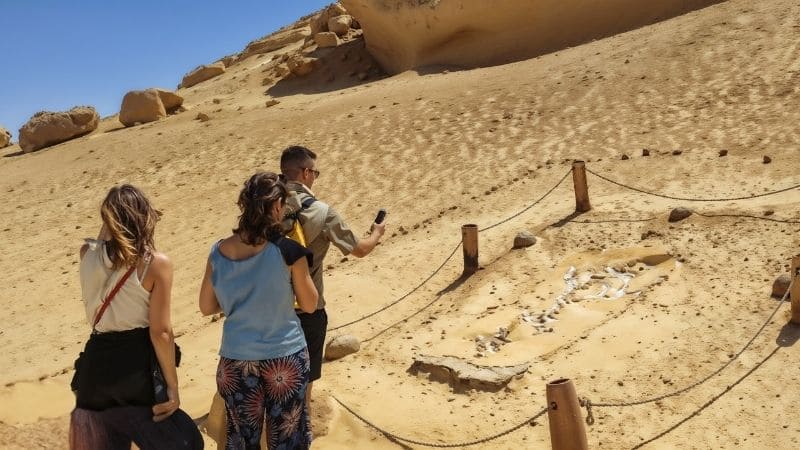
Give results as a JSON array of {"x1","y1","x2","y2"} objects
[{"x1": 265, "y1": 39, "x2": 387, "y2": 98}]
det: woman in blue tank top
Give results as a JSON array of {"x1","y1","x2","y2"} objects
[{"x1": 199, "y1": 172, "x2": 318, "y2": 450}]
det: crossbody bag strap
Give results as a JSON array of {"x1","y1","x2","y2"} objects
[{"x1": 92, "y1": 264, "x2": 137, "y2": 331}]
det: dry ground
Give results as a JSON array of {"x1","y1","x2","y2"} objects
[{"x1": 1, "y1": 0, "x2": 799, "y2": 448}]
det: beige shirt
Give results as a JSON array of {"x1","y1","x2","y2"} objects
[
  {"x1": 285, "y1": 182, "x2": 358, "y2": 310},
  {"x1": 79, "y1": 239, "x2": 151, "y2": 332}
]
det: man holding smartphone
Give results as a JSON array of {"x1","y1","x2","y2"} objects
[{"x1": 279, "y1": 145, "x2": 386, "y2": 409}]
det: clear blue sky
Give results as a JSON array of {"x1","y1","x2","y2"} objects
[{"x1": 0, "y1": 0, "x2": 331, "y2": 140}]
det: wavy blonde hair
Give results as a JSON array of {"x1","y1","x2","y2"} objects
[{"x1": 100, "y1": 184, "x2": 159, "y2": 269}]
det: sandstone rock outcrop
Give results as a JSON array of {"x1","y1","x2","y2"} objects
[
  {"x1": 287, "y1": 56, "x2": 317, "y2": 77},
  {"x1": 181, "y1": 62, "x2": 226, "y2": 88},
  {"x1": 0, "y1": 127, "x2": 11, "y2": 148},
  {"x1": 119, "y1": 88, "x2": 184, "y2": 127},
  {"x1": 341, "y1": 0, "x2": 723, "y2": 74},
  {"x1": 155, "y1": 89, "x2": 184, "y2": 112},
  {"x1": 119, "y1": 89, "x2": 165, "y2": 126},
  {"x1": 18, "y1": 107, "x2": 99, "y2": 153},
  {"x1": 241, "y1": 26, "x2": 310, "y2": 59},
  {"x1": 311, "y1": 3, "x2": 348, "y2": 34},
  {"x1": 328, "y1": 15, "x2": 352, "y2": 36},
  {"x1": 314, "y1": 32, "x2": 341, "y2": 48}
]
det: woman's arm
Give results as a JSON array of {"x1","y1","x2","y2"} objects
[
  {"x1": 147, "y1": 253, "x2": 180, "y2": 422},
  {"x1": 291, "y1": 256, "x2": 318, "y2": 313},
  {"x1": 199, "y1": 258, "x2": 222, "y2": 316}
]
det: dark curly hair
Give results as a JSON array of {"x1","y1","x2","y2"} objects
[{"x1": 233, "y1": 172, "x2": 287, "y2": 246}]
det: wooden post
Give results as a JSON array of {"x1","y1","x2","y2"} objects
[
  {"x1": 546, "y1": 378, "x2": 588, "y2": 450},
  {"x1": 572, "y1": 161, "x2": 591, "y2": 213},
  {"x1": 462, "y1": 224, "x2": 478, "y2": 275},
  {"x1": 791, "y1": 255, "x2": 800, "y2": 324}
]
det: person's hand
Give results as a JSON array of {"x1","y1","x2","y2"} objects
[
  {"x1": 152, "y1": 386, "x2": 180, "y2": 422},
  {"x1": 370, "y1": 221, "x2": 386, "y2": 237}
]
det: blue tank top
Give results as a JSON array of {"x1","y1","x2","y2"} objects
[{"x1": 209, "y1": 240, "x2": 307, "y2": 360}]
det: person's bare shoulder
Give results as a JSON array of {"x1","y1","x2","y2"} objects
[{"x1": 149, "y1": 252, "x2": 174, "y2": 276}]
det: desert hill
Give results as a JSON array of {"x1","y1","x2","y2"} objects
[{"x1": 1, "y1": 0, "x2": 799, "y2": 448}]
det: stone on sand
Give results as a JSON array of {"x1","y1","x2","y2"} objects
[
  {"x1": 513, "y1": 231, "x2": 537, "y2": 248},
  {"x1": 410, "y1": 355, "x2": 529, "y2": 391},
  {"x1": 18, "y1": 106, "x2": 99, "y2": 153},
  {"x1": 325, "y1": 335, "x2": 360, "y2": 360},
  {"x1": 772, "y1": 273, "x2": 790, "y2": 298},
  {"x1": 0, "y1": 127, "x2": 10, "y2": 148},
  {"x1": 668, "y1": 207, "x2": 693, "y2": 222},
  {"x1": 155, "y1": 89, "x2": 184, "y2": 112},
  {"x1": 119, "y1": 89, "x2": 166, "y2": 127},
  {"x1": 181, "y1": 62, "x2": 226, "y2": 88}
]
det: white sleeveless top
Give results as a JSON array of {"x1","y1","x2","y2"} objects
[{"x1": 79, "y1": 239, "x2": 151, "y2": 332}]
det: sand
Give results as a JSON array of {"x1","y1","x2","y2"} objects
[{"x1": 1, "y1": 0, "x2": 799, "y2": 448}]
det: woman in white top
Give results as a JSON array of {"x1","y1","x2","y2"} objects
[{"x1": 70, "y1": 184, "x2": 201, "y2": 450}]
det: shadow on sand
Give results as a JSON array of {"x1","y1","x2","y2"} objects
[{"x1": 265, "y1": 39, "x2": 387, "y2": 98}]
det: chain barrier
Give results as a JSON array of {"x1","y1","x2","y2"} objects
[
  {"x1": 585, "y1": 168, "x2": 800, "y2": 202},
  {"x1": 582, "y1": 278, "x2": 791, "y2": 410},
  {"x1": 332, "y1": 395, "x2": 548, "y2": 448},
  {"x1": 328, "y1": 169, "x2": 572, "y2": 332}
]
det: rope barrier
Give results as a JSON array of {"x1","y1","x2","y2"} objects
[
  {"x1": 586, "y1": 168, "x2": 800, "y2": 202},
  {"x1": 328, "y1": 169, "x2": 572, "y2": 332},
  {"x1": 328, "y1": 242, "x2": 462, "y2": 331},
  {"x1": 325, "y1": 165, "x2": 796, "y2": 448},
  {"x1": 584, "y1": 278, "x2": 792, "y2": 409},
  {"x1": 631, "y1": 345, "x2": 781, "y2": 449},
  {"x1": 332, "y1": 395, "x2": 548, "y2": 447},
  {"x1": 568, "y1": 217, "x2": 656, "y2": 224},
  {"x1": 479, "y1": 169, "x2": 572, "y2": 233},
  {"x1": 694, "y1": 211, "x2": 800, "y2": 224}
]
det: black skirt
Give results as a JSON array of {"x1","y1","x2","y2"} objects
[{"x1": 71, "y1": 327, "x2": 156, "y2": 411}]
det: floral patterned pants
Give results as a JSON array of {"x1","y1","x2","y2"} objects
[{"x1": 216, "y1": 348, "x2": 312, "y2": 450}]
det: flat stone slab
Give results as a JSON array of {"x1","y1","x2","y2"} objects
[{"x1": 410, "y1": 355, "x2": 529, "y2": 392}]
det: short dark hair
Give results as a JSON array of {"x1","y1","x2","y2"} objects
[
  {"x1": 280, "y1": 145, "x2": 317, "y2": 179},
  {"x1": 233, "y1": 172, "x2": 287, "y2": 245}
]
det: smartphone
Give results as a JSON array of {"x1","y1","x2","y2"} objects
[{"x1": 375, "y1": 208, "x2": 387, "y2": 224}]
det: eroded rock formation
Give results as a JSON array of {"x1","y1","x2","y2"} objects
[
  {"x1": 342, "y1": 0, "x2": 723, "y2": 73},
  {"x1": 18, "y1": 107, "x2": 99, "y2": 153}
]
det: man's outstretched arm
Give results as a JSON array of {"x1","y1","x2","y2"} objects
[{"x1": 350, "y1": 222, "x2": 385, "y2": 258}]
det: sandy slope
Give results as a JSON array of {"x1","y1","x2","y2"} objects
[{"x1": 1, "y1": 0, "x2": 799, "y2": 448}]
